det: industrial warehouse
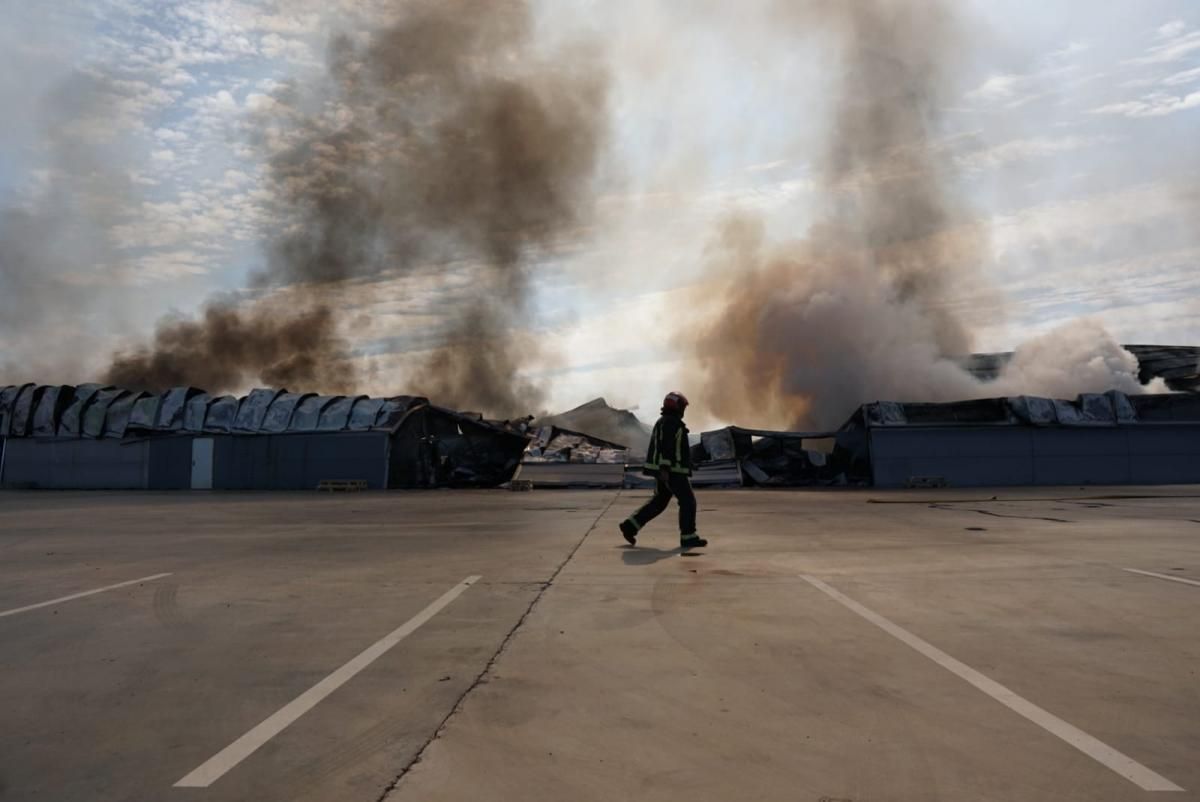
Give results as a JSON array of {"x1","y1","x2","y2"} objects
[
  {"x1": 0, "y1": 384, "x2": 528, "y2": 490},
  {"x1": 4, "y1": 342, "x2": 1199, "y2": 492}
]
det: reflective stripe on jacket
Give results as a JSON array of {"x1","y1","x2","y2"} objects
[{"x1": 642, "y1": 413, "x2": 692, "y2": 477}]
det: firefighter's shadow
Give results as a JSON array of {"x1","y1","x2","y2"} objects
[{"x1": 619, "y1": 545, "x2": 693, "y2": 565}]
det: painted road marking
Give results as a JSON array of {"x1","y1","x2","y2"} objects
[
  {"x1": 175, "y1": 575, "x2": 483, "y2": 788},
  {"x1": 801, "y1": 575, "x2": 1184, "y2": 793},
  {"x1": 0, "y1": 573, "x2": 173, "y2": 619},
  {"x1": 1122, "y1": 568, "x2": 1200, "y2": 589}
]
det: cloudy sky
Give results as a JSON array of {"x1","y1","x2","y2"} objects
[{"x1": 1, "y1": 0, "x2": 1197, "y2": 420}]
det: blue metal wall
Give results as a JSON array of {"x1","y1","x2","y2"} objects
[
  {"x1": 869, "y1": 425, "x2": 1200, "y2": 487},
  {"x1": 0, "y1": 433, "x2": 390, "y2": 490},
  {"x1": 210, "y1": 431, "x2": 389, "y2": 490},
  {"x1": 0, "y1": 438, "x2": 152, "y2": 489}
]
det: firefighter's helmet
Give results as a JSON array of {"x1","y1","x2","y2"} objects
[{"x1": 662, "y1": 391, "x2": 689, "y2": 412}]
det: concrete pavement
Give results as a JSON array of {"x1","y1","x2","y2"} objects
[
  {"x1": 0, "y1": 490, "x2": 614, "y2": 802},
  {"x1": 1, "y1": 487, "x2": 1197, "y2": 801},
  {"x1": 388, "y1": 488, "x2": 1200, "y2": 802}
]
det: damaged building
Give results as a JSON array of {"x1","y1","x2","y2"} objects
[
  {"x1": 516, "y1": 425, "x2": 629, "y2": 488},
  {"x1": 4, "y1": 343, "x2": 1199, "y2": 492},
  {"x1": 692, "y1": 391, "x2": 1200, "y2": 489},
  {"x1": 691, "y1": 427, "x2": 841, "y2": 487},
  {"x1": 690, "y1": 345, "x2": 1200, "y2": 489},
  {"x1": 841, "y1": 391, "x2": 1200, "y2": 488},
  {"x1": 0, "y1": 384, "x2": 528, "y2": 490}
]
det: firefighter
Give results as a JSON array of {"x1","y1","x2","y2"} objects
[{"x1": 619, "y1": 391, "x2": 708, "y2": 549}]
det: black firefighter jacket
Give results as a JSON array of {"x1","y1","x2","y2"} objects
[{"x1": 642, "y1": 413, "x2": 692, "y2": 477}]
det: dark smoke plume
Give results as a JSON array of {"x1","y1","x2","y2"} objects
[
  {"x1": 108, "y1": 0, "x2": 608, "y2": 412},
  {"x1": 105, "y1": 300, "x2": 354, "y2": 394}
]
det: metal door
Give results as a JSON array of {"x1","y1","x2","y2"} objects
[{"x1": 190, "y1": 438, "x2": 214, "y2": 489}]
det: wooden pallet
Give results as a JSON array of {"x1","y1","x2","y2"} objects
[{"x1": 316, "y1": 479, "x2": 369, "y2": 492}]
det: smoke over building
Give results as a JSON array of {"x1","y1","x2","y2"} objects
[
  {"x1": 689, "y1": 0, "x2": 1173, "y2": 432},
  {"x1": 3, "y1": 1, "x2": 1194, "y2": 431},
  {"x1": 0, "y1": 68, "x2": 141, "y2": 383},
  {"x1": 103, "y1": 0, "x2": 609, "y2": 416}
]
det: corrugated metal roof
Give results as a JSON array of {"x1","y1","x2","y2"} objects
[
  {"x1": 860, "y1": 391, "x2": 1200, "y2": 428},
  {"x1": 0, "y1": 384, "x2": 430, "y2": 440}
]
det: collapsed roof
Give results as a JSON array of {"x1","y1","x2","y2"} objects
[
  {"x1": 693, "y1": 392, "x2": 1200, "y2": 488},
  {"x1": 533, "y1": 398, "x2": 652, "y2": 456},
  {"x1": 694, "y1": 426, "x2": 842, "y2": 487},
  {"x1": 850, "y1": 390, "x2": 1200, "y2": 428},
  {"x1": 0, "y1": 383, "x2": 509, "y2": 441}
]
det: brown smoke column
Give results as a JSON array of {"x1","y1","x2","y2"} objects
[
  {"x1": 692, "y1": 0, "x2": 992, "y2": 430},
  {"x1": 107, "y1": 0, "x2": 608, "y2": 415}
]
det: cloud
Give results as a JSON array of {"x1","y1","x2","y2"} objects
[
  {"x1": 1098, "y1": 21, "x2": 1200, "y2": 118},
  {"x1": 955, "y1": 135, "x2": 1111, "y2": 173},
  {"x1": 1044, "y1": 41, "x2": 1092, "y2": 63},
  {"x1": 1157, "y1": 21, "x2": 1187, "y2": 40},
  {"x1": 186, "y1": 88, "x2": 239, "y2": 115},
  {"x1": 980, "y1": 246, "x2": 1200, "y2": 349},
  {"x1": 154, "y1": 127, "x2": 189, "y2": 143},
  {"x1": 975, "y1": 181, "x2": 1197, "y2": 344},
  {"x1": 744, "y1": 159, "x2": 789, "y2": 173},
  {"x1": 220, "y1": 169, "x2": 252, "y2": 188},
  {"x1": 1092, "y1": 90, "x2": 1200, "y2": 118},
  {"x1": 1163, "y1": 66, "x2": 1200, "y2": 87},
  {"x1": 110, "y1": 177, "x2": 266, "y2": 252},
  {"x1": 1126, "y1": 24, "x2": 1200, "y2": 65},
  {"x1": 964, "y1": 37, "x2": 1098, "y2": 110},
  {"x1": 966, "y1": 73, "x2": 1024, "y2": 102},
  {"x1": 260, "y1": 33, "x2": 313, "y2": 62},
  {"x1": 250, "y1": 10, "x2": 322, "y2": 36},
  {"x1": 964, "y1": 68, "x2": 1080, "y2": 110},
  {"x1": 59, "y1": 249, "x2": 213, "y2": 287},
  {"x1": 162, "y1": 69, "x2": 198, "y2": 87}
]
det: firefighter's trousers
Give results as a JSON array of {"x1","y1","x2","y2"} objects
[{"x1": 628, "y1": 473, "x2": 697, "y2": 536}]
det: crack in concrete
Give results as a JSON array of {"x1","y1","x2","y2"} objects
[
  {"x1": 930, "y1": 503, "x2": 1073, "y2": 524},
  {"x1": 374, "y1": 490, "x2": 622, "y2": 802}
]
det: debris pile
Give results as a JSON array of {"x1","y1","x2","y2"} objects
[
  {"x1": 692, "y1": 427, "x2": 847, "y2": 487},
  {"x1": 524, "y1": 426, "x2": 628, "y2": 465},
  {"x1": 532, "y1": 398, "x2": 651, "y2": 458}
]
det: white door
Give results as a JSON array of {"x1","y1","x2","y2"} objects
[{"x1": 191, "y1": 438, "x2": 214, "y2": 490}]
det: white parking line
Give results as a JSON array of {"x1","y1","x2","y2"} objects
[
  {"x1": 0, "y1": 573, "x2": 173, "y2": 619},
  {"x1": 175, "y1": 575, "x2": 482, "y2": 788},
  {"x1": 1122, "y1": 568, "x2": 1200, "y2": 588},
  {"x1": 801, "y1": 575, "x2": 1184, "y2": 793}
]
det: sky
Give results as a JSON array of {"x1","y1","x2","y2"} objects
[{"x1": 1, "y1": 0, "x2": 1198, "y2": 422}]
